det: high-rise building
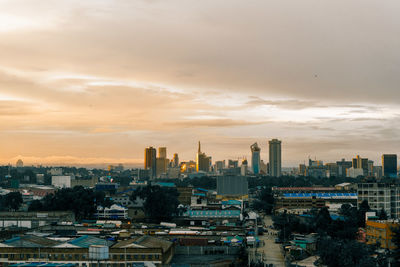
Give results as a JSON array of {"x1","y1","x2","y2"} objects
[
  {"x1": 173, "y1": 153, "x2": 179, "y2": 167},
  {"x1": 382, "y1": 154, "x2": 398, "y2": 178},
  {"x1": 336, "y1": 159, "x2": 352, "y2": 177},
  {"x1": 228, "y1": 160, "x2": 238, "y2": 169},
  {"x1": 159, "y1": 147, "x2": 167, "y2": 159},
  {"x1": 144, "y1": 146, "x2": 157, "y2": 178},
  {"x1": 241, "y1": 159, "x2": 248, "y2": 176},
  {"x1": 269, "y1": 139, "x2": 282, "y2": 177},
  {"x1": 196, "y1": 141, "x2": 210, "y2": 172},
  {"x1": 352, "y1": 155, "x2": 369, "y2": 176},
  {"x1": 250, "y1": 143, "x2": 261, "y2": 174},
  {"x1": 215, "y1": 160, "x2": 225, "y2": 173}
]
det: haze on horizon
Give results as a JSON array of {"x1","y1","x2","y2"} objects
[{"x1": 1, "y1": 0, "x2": 400, "y2": 167}]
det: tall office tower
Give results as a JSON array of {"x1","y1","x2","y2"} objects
[
  {"x1": 352, "y1": 155, "x2": 369, "y2": 176},
  {"x1": 144, "y1": 146, "x2": 157, "y2": 178},
  {"x1": 173, "y1": 153, "x2": 179, "y2": 167},
  {"x1": 336, "y1": 159, "x2": 352, "y2": 177},
  {"x1": 269, "y1": 139, "x2": 282, "y2": 177},
  {"x1": 250, "y1": 143, "x2": 261, "y2": 174},
  {"x1": 382, "y1": 154, "x2": 398, "y2": 178},
  {"x1": 241, "y1": 159, "x2": 248, "y2": 176},
  {"x1": 196, "y1": 141, "x2": 210, "y2": 172},
  {"x1": 159, "y1": 147, "x2": 167, "y2": 159}
]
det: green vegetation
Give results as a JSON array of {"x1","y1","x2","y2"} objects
[
  {"x1": 130, "y1": 185, "x2": 180, "y2": 222},
  {"x1": 0, "y1": 192, "x2": 23, "y2": 211},
  {"x1": 272, "y1": 201, "x2": 381, "y2": 266},
  {"x1": 28, "y1": 186, "x2": 112, "y2": 220}
]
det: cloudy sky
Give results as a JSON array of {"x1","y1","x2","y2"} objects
[{"x1": 1, "y1": 0, "x2": 400, "y2": 167}]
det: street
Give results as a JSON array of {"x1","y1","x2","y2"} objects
[{"x1": 258, "y1": 215, "x2": 286, "y2": 267}]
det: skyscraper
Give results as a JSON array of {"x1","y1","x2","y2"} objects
[
  {"x1": 196, "y1": 141, "x2": 211, "y2": 172},
  {"x1": 144, "y1": 146, "x2": 157, "y2": 178},
  {"x1": 382, "y1": 154, "x2": 397, "y2": 178},
  {"x1": 352, "y1": 155, "x2": 369, "y2": 176},
  {"x1": 250, "y1": 143, "x2": 261, "y2": 174},
  {"x1": 156, "y1": 147, "x2": 168, "y2": 178},
  {"x1": 159, "y1": 147, "x2": 167, "y2": 159},
  {"x1": 269, "y1": 139, "x2": 282, "y2": 177},
  {"x1": 173, "y1": 153, "x2": 179, "y2": 167}
]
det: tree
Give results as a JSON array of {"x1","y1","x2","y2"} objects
[
  {"x1": 377, "y1": 208, "x2": 388, "y2": 220},
  {"x1": 319, "y1": 238, "x2": 376, "y2": 267},
  {"x1": 131, "y1": 185, "x2": 180, "y2": 222},
  {"x1": 32, "y1": 186, "x2": 113, "y2": 220},
  {"x1": 251, "y1": 187, "x2": 274, "y2": 214},
  {"x1": 357, "y1": 200, "x2": 370, "y2": 227},
  {"x1": 28, "y1": 200, "x2": 43, "y2": 211},
  {"x1": 3, "y1": 192, "x2": 23, "y2": 211}
]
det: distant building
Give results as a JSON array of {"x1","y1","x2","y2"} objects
[
  {"x1": 52, "y1": 176, "x2": 73, "y2": 188},
  {"x1": 50, "y1": 168, "x2": 63, "y2": 176},
  {"x1": 307, "y1": 159, "x2": 326, "y2": 178},
  {"x1": 241, "y1": 159, "x2": 248, "y2": 176},
  {"x1": 196, "y1": 141, "x2": 211, "y2": 172},
  {"x1": 352, "y1": 155, "x2": 369, "y2": 176},
  {"x1": 347, "y1": 167, "x2": 364, "y2": 178},
  {"x1": 250, "y1": 143, "x2": 261, "y2": 174},
  {"x1": 159, "y1": 147, "x2": 167, "y2": 159},
  {"x1": 144, "y1": 146, "x2": 157, "y2": 178},
  {"x1": 215, "y1": 160, "x2": 225, "y2": 173},
  {"x1": 299, "y1": 164, "x2": 306, "y2": 176},
  {"x1": 36, "y1": 174, "x2": 45, "y2": 184},
  {"x1": 228, "y1": 159, "x2": 238, "y2": 169},
  {"x1": 382, "y1": 154, "x2": 397, "y2": 178},
  {"x1": 373, "y1": 166, "x2": 383, "y2": 178},
  {"x1": 325, "y1": 163, "x2": 338, "y2": 177},
  {"x1": 269, "y1": 139, "x2": 282, "y2": 177},
  {"x1": 336, "y1": 159, "x2": 352, "y2": 177},
  {"x1": 96, "y1": 204, "x2": 128, "y2": 219},
  {"x1": 173, "y1": 153, "x2": 179, "y2": 167},
  {"x1": 16, "y1": 159, "x2": 24, "y2": 168},
  {"x1": 217, "y1": 176, "x2": 248, "y2": 197}
]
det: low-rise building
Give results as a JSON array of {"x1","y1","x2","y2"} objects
[{"x1": 366, "y1": 220, "x2": 399, "y2": 249}]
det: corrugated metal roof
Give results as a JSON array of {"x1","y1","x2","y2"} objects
[{"x1": 67, "y1": 235, "x2": 114, "y2": 248}]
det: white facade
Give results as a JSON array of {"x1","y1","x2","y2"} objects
[
  {"x1": 347, "y1": 167, "x2": 364, "y2": 178},
  {"x1": 52, "y1": 176, "x2": 72, "y2": 188}
]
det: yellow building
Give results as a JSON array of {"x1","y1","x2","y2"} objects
[{"x1": 366, "y1": 220, "x2": 399, "y2": 249}]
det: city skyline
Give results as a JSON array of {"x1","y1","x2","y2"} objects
[{"x1": 1, "y1": 1, "x2": 400, "y2": 167}]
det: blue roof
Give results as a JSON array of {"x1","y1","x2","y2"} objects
[
  {"x1": 196, "y1": 188, "x2": 208, "y2": 192},
  {"x1": 154, "y1": 182, "x2": 176, "y2": 187},
  {"x1": 193, "y1": 193, "x2": 206, "y2": 197},
  {"x1": 68, "y1": 235, "x2": 114, "y2": 248},
  {"x1": 222, "y1": 200, "x2": 242, "y2": 205},
  {"x1": 184, "y1": 209, "x2": 241, "y2": 218}
]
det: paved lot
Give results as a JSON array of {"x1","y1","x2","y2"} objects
[{"x1": 258, "y1": 215, "x2": 286, "y2": 267}]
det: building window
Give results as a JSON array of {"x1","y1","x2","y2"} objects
[
  {"x1": 141, "y1": 255, "x2": 145, "y2": 260},
  {"x1": 75, "y1": 254, "x2": 79, "y2": 260},
  {"x1": 120, "y1": 254, "x2": 124, "y2": 260}
]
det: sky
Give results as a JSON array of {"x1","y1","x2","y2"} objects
[{"x1": 1, "y1": 0, "x2": 400, "y2": 167}]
